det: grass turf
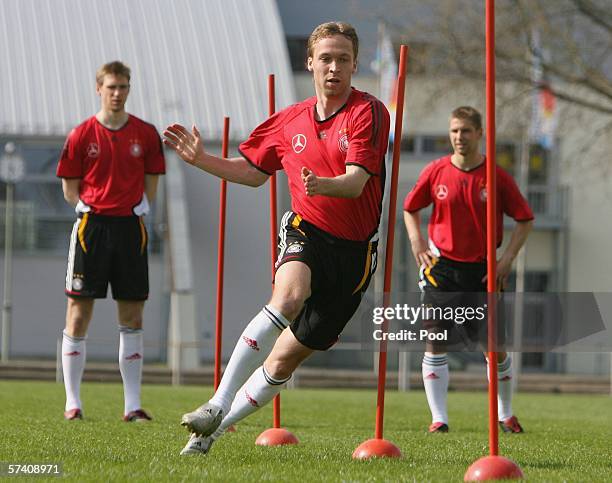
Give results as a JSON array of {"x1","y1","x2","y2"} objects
[{"x1": 1, "y1": 380, "x2": 611, "y2": 482}]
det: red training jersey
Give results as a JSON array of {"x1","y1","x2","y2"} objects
[
  {"x1": 403, "y1": 156, "x2": 534, "y2": 262},
  {"x1": 57, "y1": 114, "x2": 166, "y2": 216},
  {"x1": 239, "y1": 88, "x2": 390, "y2": 241}
]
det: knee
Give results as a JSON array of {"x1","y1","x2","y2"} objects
[
  {"x1": 66, "y1": 304, "x2": 91, "y2": 337},
  {"x1": 118, "y1": 302, "x2": 145, "y2": 329},
  {"x1": 270, "y1": 292, "x2": 306, "y2": 322},
  {"x1": 65, "y1": 320, "x2": 87, "y2": 338},
  {"x1": 120, "y1": 314, "x2": 143, "y2": 329},
  {"x1": 264, "y1": 358, "x2": 295, "y2": 381}
]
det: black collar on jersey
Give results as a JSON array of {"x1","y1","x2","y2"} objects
[
  {"x1": 95, "y1": 114, "x2": 131, "y2": 132},
  {"x1": 448, "y1": 155, "x2": 486, "y2": 173},
  {"x1": 313, "y1": 88, "x2": 354, "y2": 123}
]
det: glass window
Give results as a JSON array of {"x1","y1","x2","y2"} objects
[
  {"x1": 505, "y1": 271, "x2": 550, "y2": 292},
  {"x1": 496, "y1": 142, "x2": 516, "y2": 176},
  {"x1": 400, "y1": 136, "x2": 415, "y2": 153},
  {"x1": 0, "y1": 139, "x2": 163, "y2": 253},
  {"x1": 422, "y1": 135, "x2": 450, "y2": 154},
  {"x1": 286, "y1": 36, "x2": 308, "y2": 72},
  {"x1": 529, "y1": 144, "x2": 548, "y2": 184}
]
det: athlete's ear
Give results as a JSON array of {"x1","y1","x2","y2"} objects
[
  {"x1": 307, "y1": 57, "x2": 314, "y2": 72},
  {"x1": 352, "y1": 60, "x2": 358, "y2": 74}
]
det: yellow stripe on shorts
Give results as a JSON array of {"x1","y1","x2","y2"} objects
[
  {"x1": 78, "y1": 213, "x2": 89, "y2": 253},
  {"x1": 352, "y1": 242, "x2": 373, "y2": 295},
  {"x1": 139, "y1": 217, "x2": 147, "y2": 255},
  {"x1": 424, "y1": 257, "x2": 439, "y2": 287}
]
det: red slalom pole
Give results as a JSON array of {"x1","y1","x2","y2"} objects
[
  {"x1": 353, "y1": 44, "x2": 409, "y2": 460},
  {"x1": 465, "y1": 1, "x2": 523, "y2": 479},
  {"x1": 268, "y1": 75, "x2": 282, "y2": 430},
  {"x1": 256, "y1": 74, "x2": 298, "y2": 447},
  {"x1": 484, "y1": 0, "x2": 500, "y2": 457},
  {"x1": 214, "y1": 117, "x2": 230, "y2": 389}
]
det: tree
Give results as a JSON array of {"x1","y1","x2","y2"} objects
[{"x1": 373, "y1": 0, "x2": 612, "y2": 115}]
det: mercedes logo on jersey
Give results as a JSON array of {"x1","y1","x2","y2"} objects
[
  {"x1": 87, "y1": 143, "x2": 100, "y2": 158},
  {"x1": 130, "y1": 143, "x2": 143, "y2": 157},
  {"x1": 292, "y1": 134, "x2": 307, "y2": 154},
  {"x1": 435, "y1": 184, "x2": 448, "y2": 200}
]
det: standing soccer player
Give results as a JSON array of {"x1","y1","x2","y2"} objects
[
  {"x1": 163, "y1": 21, "x2": 389, "y2": 455},
  {"x1": 403, "y1": 106, "x2": 533, "y2": 433},
  {"x1": 57, "y1": 61, "x2": 165, "y2": 422}
]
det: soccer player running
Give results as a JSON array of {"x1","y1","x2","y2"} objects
[
  {"x1": 403, "y1": 106, "x2": 533, "y2": 434},
  {"x1": 163, "y1": 21, "x2": 390, "y2": 455},
  {"x1": 57, "y1": 61, "x2": 165, "y2": 422}
]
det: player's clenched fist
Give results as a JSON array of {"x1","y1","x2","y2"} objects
[
  {"x1": 163, "y1": 124, "x2": 205, "y2": 166},
  {"x1": 301, "y1": 166, "x2": 318, "y2": 196}
]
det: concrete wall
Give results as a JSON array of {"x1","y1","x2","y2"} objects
[
  {"x1": 0, "y1": 254, "x2": 166, "y2": 361},
  {"x1": 179, "y1": 147, "x2": 290, "y2": 363}
]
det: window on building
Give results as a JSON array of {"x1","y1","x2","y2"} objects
[
  {"x1": 529, "y1": 144, "x2": 548, "y2": 184},
  {"x1": 494, "y1": 142, "x2": 549, "y2": 184},
  {"x1": 286, "y1": 36, "x2": 309, "y2": 72},
  {"x1": 400, "y1": 136, "x2": 415, "y2": 153},
  {"x1": 496, "y1": 142, "x2": 516, "y2": 175},
  {"x1": 504, "y1": 271, "x2": 550, "y2": 369},
  {"x1": 505, "y1": 271, "x2": 550, "y2": 292},
  {"x1": 422, "y1": 135, "x2": 451, "y2": 154},
  {"x1": 0, "y1": 139, "x2": 163, "y2": 254}
]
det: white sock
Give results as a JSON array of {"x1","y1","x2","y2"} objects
[
  {"x1": 209, "y1": 305, "x2": 286, "y2": 413},
  {"x1": 119, "y1": 326, "x2": 144, "y2": 414},
  {"x1": 487, "y1": 355, "x2": 514, "y2": 421},
  {"x1": 422, "y1": 352, "x2": 449, "y2": 424},
  {"x1": 62, "y1": 330, "x2": 86, "y2": 411},
  {"x1": 212, "y1": 365, "x2": 290, "y2": 439}
]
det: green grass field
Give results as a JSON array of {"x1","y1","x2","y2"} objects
[{"x1": 1, "y1": 380, "x2": 611, "y2": 482}]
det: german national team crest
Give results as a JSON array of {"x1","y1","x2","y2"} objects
[
  {"x1": 287, "y1": 243, "x2": 303, "y2": 254},
  {"x1": 130, "y1": 142, "x2": 143, "y2": 157},
  {"x1": 435, "y1": 184, "x2": 448, "y2": 200},
  {"x1": 292, "y1": 134, "x2": 307, "y2": 154},
  {"x1": 480, "y1": 188, "x2": 487, "y2": 201},
  {"x1": 87, "y1": 142, "x2": 99, "y2": 158},
  {"x1": 338, "y1": 133, "x2": 349, "y2": 153},
  {"x1": 72, "y1": 277, "x2": 83, "y2": 291}
]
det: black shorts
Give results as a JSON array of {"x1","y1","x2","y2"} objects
[
  {"x1": 65, "y1": 213, "x2": 149, "y2": 300},
  {"x1": 419, "y1": 256, "x2": 504, "y2": 350},
  {"x1": 275, "y1": 212, "x2": 377, "y2": 351}
]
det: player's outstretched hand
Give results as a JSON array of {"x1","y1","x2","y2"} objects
[
  {"x1": 163, "y1": 124, "x2": 205, "y2": 166},
  {"x1": 301, "y1": 166, "x2": 318, "y2": 196}
]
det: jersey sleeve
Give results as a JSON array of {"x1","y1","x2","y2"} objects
[
  {"x1": 238, "y1": 109, "x2": 291, "y2": 175},
  {"x1": 403, "y1": 162, "x2": 434, "y2": 212},
  {"x1": 144, "y1": 127, "x2": 166, "y2": 174},
  {"x1": 345, "y1": 100, "x2": 390, "y2": 176},
  {"x1": 499, "y1": 168, "x2": 534, "y2": 221},
  {"x1": 56, "y1": 128, "x2": 83, "y2": 178}
]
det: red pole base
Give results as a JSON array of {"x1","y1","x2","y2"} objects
[
  {"x1": 352, "y1": 438, "x2": 402, "y2": 460},
  {"x1": 226, "y1": 425, "x2": 236, "y2": 433},
  {"x1": 255, "y1": 428, "x2": 299, "y2": 446},
  {"x1": 465, "y1": 455, "x2": 523, "y2": 481}
]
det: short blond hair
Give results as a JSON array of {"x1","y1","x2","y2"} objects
[
  {"x1": 96, "y1": 61, "x2": 131, "y2": 85},
  {"x1": 307, "y1": 22, "x2": 359, "y2": 60},
  {"x1": 451, "y1": 106, "x2": 482, "y2": 130}
]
